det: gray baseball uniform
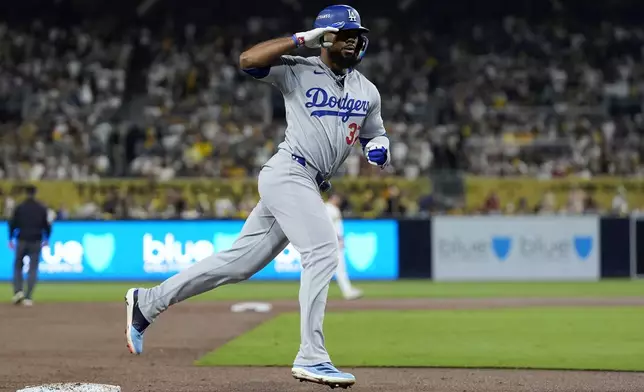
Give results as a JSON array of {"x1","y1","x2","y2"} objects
[{"x1": 137, "y1": 55, "x2": 386, "y2": 365}]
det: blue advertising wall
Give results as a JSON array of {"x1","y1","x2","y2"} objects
[
  {"x1": 0, "y1": 220, "x2": 399, "y2": 281},
  {"x1": 0, "y1": 216, "x2": 636, "y2": 282}
]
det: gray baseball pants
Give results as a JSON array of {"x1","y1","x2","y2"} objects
[
  {"x1": 13, "y1": 240, "x2": 42, "y2": 299},
  {"x1": 138, "y1": 148, "x2": 340, "y2": 365}
]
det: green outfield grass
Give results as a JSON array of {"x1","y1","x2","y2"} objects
[
  {"x1": 196, "y1": 307, "x2": 644, "y2": 371},
  {"x1": 0, "y1": 279, "x2": 642, "y2": 303}
]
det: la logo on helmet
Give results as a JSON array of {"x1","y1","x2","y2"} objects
[{"x1": 347, "y1": 9, "x2": 357, "y2": 22}]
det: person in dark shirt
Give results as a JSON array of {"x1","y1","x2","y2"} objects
[
  {"x1": 102, "y1": 189, "x2": 120, "y2": 216},
  {"x1": 8, "y1": 185, "x2": 51, "y2": 306},
  {"x1": 165, "y1": 188, "x2": 186, "y2": 219}
]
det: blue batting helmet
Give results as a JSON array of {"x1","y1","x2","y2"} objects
[
  {"x1": 313, "y1": 5, "x2": 369, "y2": 62},
  {"x1": 314, "y1": 4, "x2": 369, "y2": 32}
]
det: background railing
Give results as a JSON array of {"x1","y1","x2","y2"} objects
[{"x1": 1, "y1": 175, "x2": 642, "y2": 220}]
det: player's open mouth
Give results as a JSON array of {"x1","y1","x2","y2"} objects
[{"x1": 343, "y1": 46, "x2": 356, "y2": 54}]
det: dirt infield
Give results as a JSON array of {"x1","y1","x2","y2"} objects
[{"x1": 2, "y1": 297, "x2": 644, "y2": 392}]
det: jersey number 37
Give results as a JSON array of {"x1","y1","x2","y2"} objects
[{"x1": 346, "y1": 123, "x2": 360, "y2": 145}]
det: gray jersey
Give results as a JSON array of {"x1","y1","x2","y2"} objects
[{"x1": 251, "y1": 55, "x2": 386, "y2": 178}]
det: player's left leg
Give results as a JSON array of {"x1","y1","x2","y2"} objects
[{"x1": 125, "y1": 199, "x2": 289, "y2": 355}]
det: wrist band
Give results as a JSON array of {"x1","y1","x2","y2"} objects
[{"x1": 292, "y1": 34, "x2": 305, "y2": 48}]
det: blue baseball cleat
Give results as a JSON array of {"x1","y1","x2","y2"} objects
[
  {"x1": 125, "y1": 288, "x2": 150, "y2": 355},
  {"x1": 292, "y1": 362, "x2": 356, "y2": 389}
]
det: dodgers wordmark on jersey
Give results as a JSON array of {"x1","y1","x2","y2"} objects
[{"x1": 245, "y1": 55, "x2": 387, "y2": 179}]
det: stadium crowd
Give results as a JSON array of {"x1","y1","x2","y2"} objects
[{"x1": 1, "y1": 2, "x2": 644, "y2": 217}]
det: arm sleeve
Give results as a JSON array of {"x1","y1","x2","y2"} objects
[
  {"x1": 242, "y1": 55, "x2": 299, "y2": 95},
  {"x1": 359, "y1": 85, "x2": 387, "y2": 149}
]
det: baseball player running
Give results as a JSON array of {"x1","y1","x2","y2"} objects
[
  {"x1": 125, "y1": 4, "x2": 389, "y2": 389},
  {"x1": 326, "y1": 192, "x2": 363, "y2": 300}
]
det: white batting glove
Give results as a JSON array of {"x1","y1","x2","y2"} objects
[{"x1": 292, "y1": 22, "x2": 344, "y2": 49}]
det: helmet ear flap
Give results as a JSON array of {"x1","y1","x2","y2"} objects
[{"x1": 356, "y1": 35, "x2": 369, "y2": 62}]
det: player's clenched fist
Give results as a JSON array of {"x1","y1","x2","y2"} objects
[
  {"x1": 364, "y1": 141, "x2": 391, "y2": 169},
  {"x1": 292, "y1": 22, "x2": 344, "y2": 49}
]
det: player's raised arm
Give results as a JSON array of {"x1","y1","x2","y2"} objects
[
  {"x1": 239, "y1": 37, "x2": 296, "y2": 69},
  {"x1": 239, "y1": 25, "x2": 342, "y2": 93},
  {"x1": 239, "y1": 24, "x2": 342, "y2": 69}
]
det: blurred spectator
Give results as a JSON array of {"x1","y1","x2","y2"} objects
[
  {"x1": 565, "y1": 187, "x2": 586, "y2": 215},
  {"x1": 535, "y1": 191, "x2": 557, "y2": 215},
  {"x1": 611, "y1": 186, "x2": 629, "y2": 216},
  {"x1": 102, "y1": 189, "x2": 120, "y2": 216},
  {"x1": 482, "y1": 191, "x2": 501, "y2": 214},
  {"x1": 585, "y1": 193, "x2": 599, "y2": 214},
  {"x1": 383, "y1": 185, "x2": 413, "y2": 217},
  {"x1": 161, "y1": 188, "x2": 187, "y2": 219},
  {"x1": 515, "y1": 198, "x2": 530, "y2": 215}
]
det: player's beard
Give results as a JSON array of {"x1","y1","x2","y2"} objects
[{"x1": 329, "y1": 49, "x2": 360, "y2": 70}]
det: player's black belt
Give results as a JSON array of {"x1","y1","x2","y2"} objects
[{"x1": 291, "y1": 154, "x2": 332, "y2": 192}]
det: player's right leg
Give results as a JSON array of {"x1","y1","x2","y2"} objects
[
  {"x1": 258, "y1": 152, "x2": 355, "y2": 388},
  {"x1": 24, "y1": 243, "x2": 41, "y2": 305},
  {"x1": 125, "y1": 200, "x2": 288, "y2": 355},
  {"x1": 335, "y1": 247, "x2": 362, "y2": 300}
]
